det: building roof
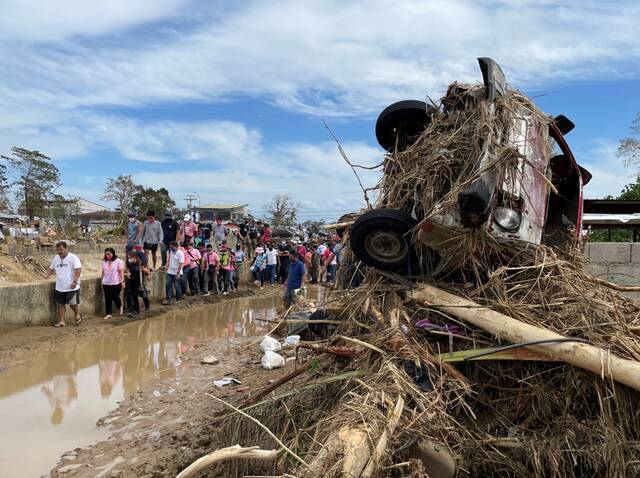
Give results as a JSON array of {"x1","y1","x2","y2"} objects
[
  {"x1": 199, "y1": 203, "x2": 248, "y2": 210},
  {"x1": 583, "y1": 200, "x2": 640, "y2": 215}
]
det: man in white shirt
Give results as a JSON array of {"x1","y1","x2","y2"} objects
[
  {"x1": 162, "y1": 241, "x2": 185, "y2": 305},
  {"x1": 46, "y1": 241, "x2": 83, "y2": 327},
  {"x1": 265, "y1": 244, "x2": 279, "y2": 286}
]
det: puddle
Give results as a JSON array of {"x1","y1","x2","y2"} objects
[{"x1": 0, "y1": 292, "x2": 296, "y2": 478}]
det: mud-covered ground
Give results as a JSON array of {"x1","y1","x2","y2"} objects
[{"x1": 49, "y1": 335, "x2": 295, "y2": 478}]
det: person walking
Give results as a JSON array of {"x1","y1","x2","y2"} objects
[
  {"x1": 202, "y1": 244, "x2": 219, "y2": 295},
  {"x1": 46, "y1": 241, "x2": 83, "y2": 327},
  {"x1": 262, "y1": 223, "x2": 272, "y2": 244},
  {"x1": 196, "y1": 243, "x2": 207, "y2": 293},
  {"x1": 162, "y1": 241, "x2": 184, "y2": 305},
  {"x1": 233, "y1": 243, "x2": 246, "y2": 289},
  {"x1": 213, "y1": 217, "x2": 228, "y2": 248},
  {"x1": 238, "y1": 217, "x2": 249, "y2": 254},
  {"x1": 252, "y1": 247, "x2": 267, "y2": 289},
  {"x1": 184, "y1": 243, "x2": 201, "y2": 295},
  {"x1": 141, "y1": 210, "x2": 163, "y2": 270},
  {"x1": 283, "y1": 249, "x2": 305, "y2": 307},
  {"x1": 125, "y1": 247, "x2": 149, "y2": 316},
  {"x1": 160, "y1": 212, "x2": 179, "y2": 268},
  {"x1": 278, "y1": 241, "x2": 290, "y2": 284},
  {"x1": 101, "y1": 247, "x2": 124, "y2": 320},
  {"x1": 126, "y1": 212, "x2": 143, "y2": 249},
  {"x1": 265, "y1": 243, "x2": 278, "y2": 286},
  {"x1": 180, "y1": 214, "x2": 198, "y2": 245},
  {"x1": 218, "y1": 241, "x2": 233, "y2": 295},
  {"x1": 247, "y1": 219, "x2": 259, "y2": 259}
]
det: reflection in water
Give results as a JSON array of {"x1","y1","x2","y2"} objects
[{"x1": 0, "y1": 291, "x2": 303, "y2": 478}]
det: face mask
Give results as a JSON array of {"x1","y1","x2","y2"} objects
[{"x1": 128, "y1": 218, "x2": 135, "y2": 223}]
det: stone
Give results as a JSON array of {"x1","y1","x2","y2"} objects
[
  {"x1": 200, "y1": 355, "x2": 219, "y2": 365},
  {"x1": 407, "y1": 440, "x2": 456, "y2": 478}
]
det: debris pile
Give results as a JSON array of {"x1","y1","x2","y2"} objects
[{"x1": 180, "y1": 84, "x2": 640, "y2": 477}]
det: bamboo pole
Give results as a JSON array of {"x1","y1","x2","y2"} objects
[
  {"x1": 412, "y1": 284, "x2": 640, "y2": 392},
  {"x1": 176, "y1": 445, "x2": 278, "y2": 478}
]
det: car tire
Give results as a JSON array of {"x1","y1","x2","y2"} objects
[
  {"x1": 375, "y1": 100, "x2": 434, "y2": 152},
  {"x1": 350, "y1": 208, "x2": 417, "y2": 271},
  {"x1": 336, "y1": 212, "x2": 359, "y2": 238}
]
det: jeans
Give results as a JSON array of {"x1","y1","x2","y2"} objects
[
  {"x1": 265, "y1": 264, "x2": 276, "y2": 285},
  {"x1": 206, "y1": 267, "x2": 218, "y2": 293},
  {"x1": 279, "y1": 258, "x2": 289, "y2": 283},
  {"x1": 327, "y1": 264, "x2": 337, "y2": 282},
  {"x1": 219, "y1": 269, "x2": 231, "y2": 293},
  {"x1": 180, "y1": 272, "x2": 189, "y2": 296},
  {"x1": 187, "y1": 267, "x2": 199, "y2": 294},
  {"x1": 160, "y1": 243, "x2": 169, "y2": 267},
  {"x1": 166, "y1": 273, "x2": 183, "y2": 302},
  {"x1": 103, "y1": 284, "x2": 122, "y2": 315},
  {"x1": 283, "y1": 287, "x2": 297, "y2": 307}
]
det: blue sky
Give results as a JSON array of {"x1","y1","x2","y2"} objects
[{"x1": 1, "y1": 0, "x2": 639, "y2": 221}]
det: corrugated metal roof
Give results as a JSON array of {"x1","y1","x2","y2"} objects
[{"x1": 199, "y1": 204, "x2": 248, "y2": 210}]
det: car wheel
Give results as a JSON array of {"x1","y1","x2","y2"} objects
[
  {"x1": 375, "y1": 100, "x2": 434, "y2": 152},
  {"x1": 350, "y1": 208, "x2": 417, "y2": 271}
]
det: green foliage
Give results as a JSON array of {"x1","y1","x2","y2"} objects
[
  {"x1": 1, "y1": 147, "x2": 61, "y2": 219},
  {"x1": 131, "y1": 186, "x2": 175, "y2": 218},
  {"x1": 589, "y1": 172, "x2": 640, "y2": 242},
  {"x1": 102, "y1": 174, "x2": 136, "y2": 218},
  {"x1": 618, "y1": 175, "x2": 640, "y2": 200}
]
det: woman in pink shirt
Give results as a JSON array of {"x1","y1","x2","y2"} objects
[{"x1": 101, "y1": 247, "x2": 124, "y2": 320}]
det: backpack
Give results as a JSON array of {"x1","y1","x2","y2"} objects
[
  {"x1": 248, "y1": 225, "x2": 257, "y2": 239},
  {"x1": 219, "y1": 250, "x2": 231, "y2": 267}
]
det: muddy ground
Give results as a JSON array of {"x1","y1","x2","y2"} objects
[
  {"x1": 49, "y1": 335, "x2": 295, "y2": 478},
  {"x1": 0, "y1": 287, "x2": 301, "y2": 477}
]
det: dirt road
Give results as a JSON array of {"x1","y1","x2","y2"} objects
[{"x1": 0, "y1": 287, "x2": 302, "y2": 478}]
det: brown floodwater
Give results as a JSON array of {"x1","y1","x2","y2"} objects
[{"x1": 0, "y1": 292, "x2": 295, "y2": 478}]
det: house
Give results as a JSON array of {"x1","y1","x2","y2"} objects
[
  {"x1": 43, "y1": 197, "x2": 109, "y2": 216},
  {"x1": 199, "y1": 203, "x2": 248, "y2": 222}
]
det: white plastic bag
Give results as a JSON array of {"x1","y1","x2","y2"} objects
[
  {"x1": 260, "y1": 335, "x2": 282, "y2": 352},
  {"x1": 261, "y1": 351, "x2": 286, "y2": 370},
  {"x1": 284, "y1": 335, "x2": 301, "y2": 346}
]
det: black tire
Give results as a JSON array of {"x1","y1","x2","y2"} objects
[
  {"x1": 350, "y1": 208, "x2": 417, "y2": 271},
  {"x1": 375, "y1": 100, "x2": 433, "y2": 152},
  {"x1": 336, "y1": 212, "x2": 359, "y2": 238}
]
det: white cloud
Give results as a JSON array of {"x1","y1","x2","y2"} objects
[
  {"x1": 1, "y1": 0, "x2": 639, "y2": 119},
  {"x1": 581, "y1": 139, "x2": 634, "y2": 198},
  {"x1": 0, "y1": 0, "x2": 187, "y2": 42}
]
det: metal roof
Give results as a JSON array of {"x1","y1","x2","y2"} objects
[
  {"x1": 199, "y1": 204, "x2": 248, "y2": 210},
  {"x1": 583, "y1": 200, "x2": 640, "y2": 215}
]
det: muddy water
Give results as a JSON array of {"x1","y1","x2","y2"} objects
[{"x1": 0, "y1": 294, "x2": 283, "y2": 478}]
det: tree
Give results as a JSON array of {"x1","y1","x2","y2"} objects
[
  {"x1": 102, "y1": 175, "x2": 136, "y2": 218},
  {"x1": 265, "y1": 193, "x2": 298, "y2": 228},
  {"x1": 0, "y1": 163, "x2": 9, "y2": 211},
  {"x1": 1, "y1": 147, "x2": 61, "y2": 220},
  {"x1": 302, "y1": 219, "x2": 326, "y2": 234},
  {"x1": 618, "y1": 112, "x2": 640, "y2": 166},
  {"x1": 131, "y1": 186, "x2": 175, "y2": 218},
  {"x1": 589, "y1": 175, "x2": 640, "y2": 242}
]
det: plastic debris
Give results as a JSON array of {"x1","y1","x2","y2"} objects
[
  {"x1": 261, "y1": 351, "x2": 286, "y2": 370},
  {"x1": 260, "y1": 335, "x2": 282, "y2": 352},
  {"x1": 214, "y1": 377, "x2": 242, "y2": 387}
]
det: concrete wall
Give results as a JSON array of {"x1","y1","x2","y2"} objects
[
  {"x1": 0, "y1": 271, "x2": 166, "y2": 326},
  {"x1": 584, "y1": 242, "x2": 640, "y2": 299}
]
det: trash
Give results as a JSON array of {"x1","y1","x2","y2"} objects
[
  {"x1": 260, "y1": 335, "x2": 282, "y2": 352},
  {"x1": 283, "y1": 335, "x2": 301, "y2": 346},
  {"x1": 213, "y1": 377, "x2": 242, "y2": 388},
  {"x1": 200, "y1": 355, "x2": 219, "y2": 365},
  {"x1": 261, "y1": 351, "x2": 286, "y2": 370}
]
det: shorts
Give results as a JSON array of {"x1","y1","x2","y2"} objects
[
  {"x1": 143, "y1": 242, "x2": 159, "y2": 253},
  {"x1": 55, "y1": 289, "x2": 80, "y2": 306}
]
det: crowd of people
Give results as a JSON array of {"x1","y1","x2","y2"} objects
[{"x1": 45, "y1": 210, "x2": 344, "y2": 326}]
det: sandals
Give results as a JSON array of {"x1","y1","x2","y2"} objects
[
  {"x1": 103, "y1": 315, "x2": 112, "y2": 321},
  {"x1": 53, "y1": 322, "x2": 66, "y2": 327},
  {"x1": 75, "y1": 316, "x2": 83, "y2": 326}
]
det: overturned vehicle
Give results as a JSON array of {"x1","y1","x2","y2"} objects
[{"x1": 350, "y1": 58, "x2": 591, "y2": 275}]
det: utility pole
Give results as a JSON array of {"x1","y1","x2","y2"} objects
[{"x1": 185, "y1": 194, "x2": 197, "y2": 217}]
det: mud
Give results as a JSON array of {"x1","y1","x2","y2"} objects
[{"x1": 0, "y1": 288, "x2": 295, "y2": 478}]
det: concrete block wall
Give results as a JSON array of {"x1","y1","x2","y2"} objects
[
  {"x1": 0, "y1": 271, "x2": 166, "y2": 326},
  {"x1": 584, "y1": 242, "x2": 640, "y2": 298}
]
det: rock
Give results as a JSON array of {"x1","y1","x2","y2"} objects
[
  {"x1": 200, "y1": 355, "x2": 219, "y2": 365},
  {"x1": 407, "y1": 440, "x2": 456, "y2": 478}
]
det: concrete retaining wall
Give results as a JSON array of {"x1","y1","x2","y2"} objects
[
  {"x1": 0, "y1": 271, "x2": 166, "y2": 326},
  {"x1": 584, "y1": 242, "x2": 640, "y2": 299}
]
